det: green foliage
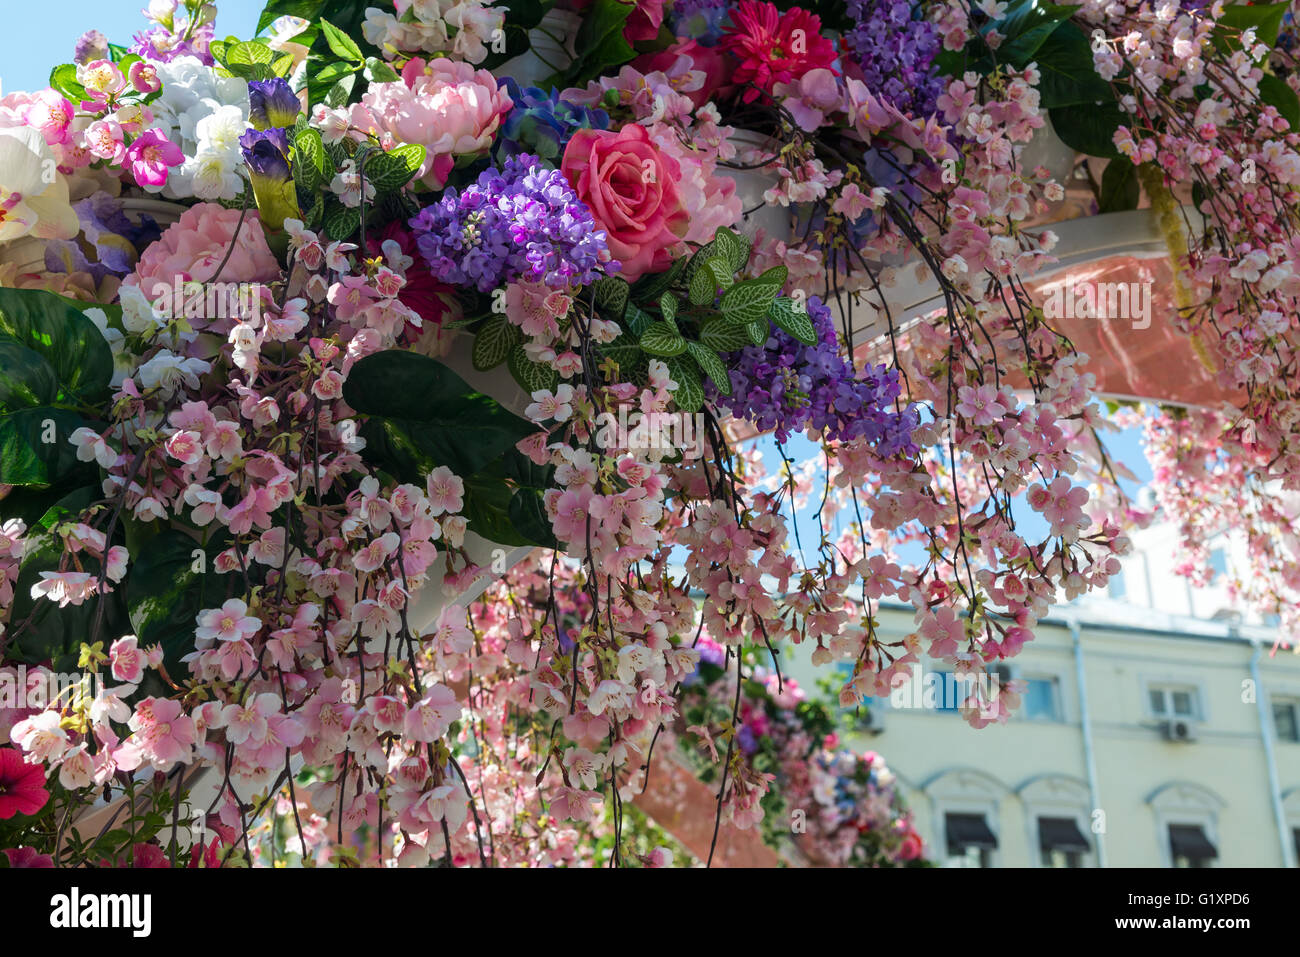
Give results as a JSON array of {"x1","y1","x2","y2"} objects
[{"x1": 343, "y1": 351, "x2": 556, "y2": 547}]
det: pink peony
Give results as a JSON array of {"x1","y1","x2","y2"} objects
[
  {"x1": 561, "y1": 124, "x2": 688, "y2": 280},
  {"x1": 348, "y1": 58, "x2": 512, "y2": 189},
  {"x1": 124, "y1": 202, "x2": 280, "y2": 291},
  {"x1": 649, "y1": 124, "x2": 742, "y2": 246}
]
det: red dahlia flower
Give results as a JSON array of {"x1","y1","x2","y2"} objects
[
  {"x1": 0, "y1": 746, "x2": 49, "y2": 820},
  {"x1": 720, "y1": 1, "x2": 839, "y2": 103}
]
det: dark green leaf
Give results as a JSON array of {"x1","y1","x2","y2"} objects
[
  {"x1": 685, "y1": 341, "x2": 731, "y2": 395},
  {"x1": 1034, "y1": 22, "x2": 1115, "y2": 109},
  {"x1": 0, "y1": 408, "x2": 91, "y2": 486},
  {"x1": 1048, "y1": 102, "x2": 1125, "y2": 159},
  {"x1": 0, "y1": 288, "x2": 113, "y2": 402},
  {"x1": 507, "y1": 345, "x2": 560, "y2": 395},
  {"x1": 1259, "y1": 73, "x2": 1300, "y2": 131},
  {"x1": 698, "y1": 317, "x2": 753, "y2": 353},
  {"x1": 472, "y1": 314, "x2": 522, "y2": 371},
  {"x1": 769, "y1": 297, "x2": 817, "y2": 345},
  {"x1": 0, "y1": 339, "x2": 60, "y2": 409},
  {"x1": 639, "y1": 321, "x2": 688, "y2": 357},
  {"x1": 665, "y1": 356, "x2": 703, "y2": 413},
  {"x1": 365, "y1": 143, "x2": 427, "y2": 192},
  {"x1": 1098, "y1": 158, "x2": 1140, "y2": 213},
  {"x1": 126, "y1": 529, "x2": 233, "y2": 682}
]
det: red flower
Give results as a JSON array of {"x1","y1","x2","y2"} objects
[
  {"x1": 366, "y1": 222, "x2": 460, "y2": 328},
  {"x1": 719, "y1": 1, "x2": 839, "y2": 103},
  {"x1": 0, "y1": 747, "x2": 49, "y2": 820}
]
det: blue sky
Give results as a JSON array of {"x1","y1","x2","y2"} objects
[{"x1": 1, "y1": 0, "x2": 267, "y2": 94}]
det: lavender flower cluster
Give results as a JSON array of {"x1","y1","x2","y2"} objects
[
  {"x1": 845, "y1": 0, "x2": 943, "y2": 117},
  {"x1": 711, "y1": 295, "x2": 919, "y2": 453},
  {"x1": 408, "y1": 155, "x2": 614, "y2": 293}
]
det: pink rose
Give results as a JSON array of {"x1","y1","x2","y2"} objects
[
  {"x1": 124, "y1": 202, "x2": 281, "y2": 291},
  {"x1": 561, "y1": 125, "x2": 688, "y2": 280},
  {"x1": 348, "y1": 58, "x2": 512, "y2": 189}
]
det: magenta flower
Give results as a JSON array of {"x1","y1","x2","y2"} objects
[
  {"x1": 0, "y1": 747, "x2": 49, "y2": 820},
  {"x1": 124, "y1": 128, "x2": 183, "y2": 188}
]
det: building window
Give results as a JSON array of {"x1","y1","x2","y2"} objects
[
  {"x1": 1109, "y1": 569, "x2": 1126, "y2": 600},
  {"x1": 945, "y1": 812, "x2": 997, "y2": 867},
  {"x1": 1169, "y1": 823, "x2": 1217, "y2": 868},
  {"x1": 1038, "y1": 816, "x2": 1090, "y2": 868},
  {"x1": 1021, "y1": 676, "x2": 1062, "y2": 722},
  {"x1": 1149, "y1": 684, "x2": 1199, "y2": 720},
  {"x1": 1274, "y1": 700, "x2": 1300, "y2": 743},
  {"x1": 1209, "y1": 548, "x2": 1228, "y2": 578}
]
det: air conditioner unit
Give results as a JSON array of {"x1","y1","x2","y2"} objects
[{"x1": 1161, "y1": 719, "x2": 1197, "y2": 743}]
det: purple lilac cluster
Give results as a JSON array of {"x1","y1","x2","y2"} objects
[
  {"x1": 131, "y1": 20, "x2": 215, "y2": 65},
  {"x1": 671, "y1": 0, "x2": 732, "y2": 46},
  {"x1": 711, "y1": 295, "x2": 919, "y2": 452},
  {"x1": 408, "y1": 154, "x2": 614, "y2": 292},
  {"x1": 845, "y1": 0, "x2": 942, "y2": 117}
]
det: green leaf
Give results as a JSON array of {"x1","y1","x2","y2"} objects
[
  {"x1": 324, "y1": 203, "x2": 361, "y2": 241},
  {"x1": 639, "y1": 321, "x2": 689, "y2": 357},
  {"x1": 629, "y1": 258, "x2": 685, "y2": 302},
  {"x1": 48, "y1": 63, "x2": 87, "y2": 101},
  {"x1": 624, "y1": 304, "x2": 655, "y2": 336},
  {"x1": 508, "y1": 487, "x2": 558, "y2": 548},
  {"x1": 472, "y1": 314, "x2": 522, "y2": 371},
  {"x1": 1098, "y1": 158, "x2": 1140, "y2": 213},
  {"x1": 769, "y1": 296, "x2": 817, "y2": 345},
  {"x1": 689, "y1": 263, "x2": 718, "y2": 306},
  {"x1": 720, "y1": 271, "x2": 783, "y2": 326},
  {"x1": 712, "y1": 226, "x2": 750, "y2": 274},
  {"x1": 1217, "y1": 1, "x2": 1288, "y2": 49},
  {"x1": 0, "y1": 408, "x2": 92, "y2": 486},
  {"x1": 706, "y1": 258, "x2": 735, "y2": 293},
  {"x1": 1034, "y1": 22, "x2": 1115, "y2": 109},
  {"x1": 291, "y1": 126, "x2": 332, "y2": 193},
  {"x1": 507, "y1": 344, "x2": 560, "y2": 395},
  {"x1": 592, "y1": 276, "x2": 630, "y2": 317},
  {"x1": 685, "y1": 342, "x2": 731, "y2": 396},
  {"x1": 698, "y1": 317, "x2": 753, "y2": 353},
  {"x1": 990, "y1": 0, "x2": 1078, "y2": 66},
  {"x1": 319, "y1": 18, "x2": 365, "y2": 63},
  {"x1": 596, "y1": 333, "x2": 642, "y2": 370},
  {"x1": 364, "y1": 56, "x2": 400, "y2": 82},
  {"x1": 346, "y1": 351, "x2": 540, "y2": 478},
  {"x1": 0, "y1": 288, "x2": 113, "y2": 402},
  {"x1": 1259, "y1": 73, "x2": 1300, "y2": 132},
  {"x1": 226, "y1": 39, "x2": 276, "y2": 67},
  {"x1": 366, "y1": 143, "x2": 427, "y2": 192},
  {"x1": 665, "y1": 357, "x2": 704, "y2": 413},
  {"x1": 567, "y1": 0, "x2": 636, "y2": 85},
  {"x1": 0, "y1": 339, "x2": 61, "y2": 409},
  {"x1": 1048, "y1": 102, "x2": 1125, "y2": 159},
  {"x1": 126, "y1": 529, "x2": 232, "y2": 682},
  {"x1": 658, "y1": 292, "x2": 678, "y2": 326},
  {"x1": 744, "y1": 318, "x2": 769, "y2": 346},
  {"x1": 6, "y1": 523, "x2": 128, "y2": 670}
]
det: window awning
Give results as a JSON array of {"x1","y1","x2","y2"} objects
[
  {"x1": 1038, "y1": 816, "x2": 1091, "y2": 853},
  {"x1": 1169, "y1": 824, "x2": 1217, "y2": 861},
  {"x1": 946, "y1": 813, "x2": 998, "y2": 851}
]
